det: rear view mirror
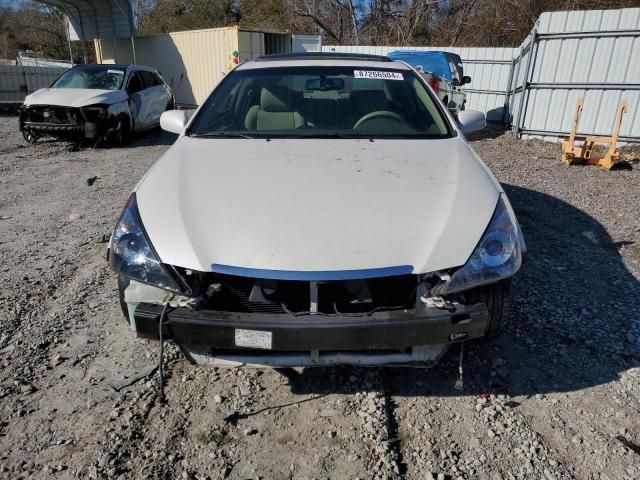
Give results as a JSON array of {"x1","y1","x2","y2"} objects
[
  {"x1": 457, "y1": 110, "x2": 486, "y2": 135},
  {"x1": 305, "y1": 77, "x2": 345, "y2": 91},
  {"x1": 160, "y1": 110, "x2": 189, "y2": 134},
  {"x1": 462, "y1": 75, "x2": 472, "y2": 85}
]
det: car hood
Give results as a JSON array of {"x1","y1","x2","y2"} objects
[
  {"x1": 135, "y1": 137, "x2": 501, "y2": 275},
  {"x1": 23, "y1": 88, "x2": 126, "y2": 108}
]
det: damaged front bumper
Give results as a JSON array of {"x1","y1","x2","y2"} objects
[
  {"x1": 19, "y1": 104, "x2": 112, "y2": 141},
  {"x1": 131, "y1": 301, "x2": 489, "y2": 367}
]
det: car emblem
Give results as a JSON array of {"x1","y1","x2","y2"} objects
[{"x1": 43, "y1": 110, "x2": 50, "y2": 118}]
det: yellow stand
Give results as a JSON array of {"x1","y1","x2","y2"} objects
[{"x1": 561, "y1": 98, "x2": 628, "y2": 170}]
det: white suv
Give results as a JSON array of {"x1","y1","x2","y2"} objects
[
  {"x1": 108, "y1": 53, "x2": 524, "y2": 367},
  {"x1": 19, "y1": 64, "x2": 173, "y2": 145}
]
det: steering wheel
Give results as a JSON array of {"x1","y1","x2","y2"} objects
[{"x1": 353, "y1": 111, "x2": 405, "y2": 130}]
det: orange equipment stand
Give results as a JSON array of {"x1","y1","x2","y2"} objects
[{"x1": 561, "y1": 98, "x2": 628, "y2": 170}]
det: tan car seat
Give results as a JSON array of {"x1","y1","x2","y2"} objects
[{"x1": 245, "y1": 86, "x2": 305, "y2": 130}]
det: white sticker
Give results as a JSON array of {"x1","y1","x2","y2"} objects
[
  {"x1": 107, "y1": 69, "x2": 124, "y2": 75},
  {"x1": 235, "y1": 329, "x2": 272, "y2": 350},
  {"x1": 354, "y1": 70, "x2": 403, "y2": 80}
]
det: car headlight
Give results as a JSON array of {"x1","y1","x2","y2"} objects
[
  {"x1": 82, "y1": 105, "x2": 107, "y2": 122},
  {"x1": 109, "y1": 194, "x2": 183, "y2": 293},
  {"x1": 433, "y1": 194, "x2": 523, "y2": 295}
]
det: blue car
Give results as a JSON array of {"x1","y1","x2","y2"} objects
[{"x1": 388, "y1": 50, "x2": 471, "y2": 113}]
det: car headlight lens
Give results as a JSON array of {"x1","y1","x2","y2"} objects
[
  {"x1": 433, "y1": 194, "x2": 523, "y2": 295},
  {"x1": 109, "y1": 194, "x2": 183, "y2": 293},
  {"x1": 82, "y1": 105, "x2": 107, "y2": 122}
]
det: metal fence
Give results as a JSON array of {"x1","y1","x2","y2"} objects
[
  {"x1": 508, "y1": 8, "x2": 640, "y2": 143},
  {"x1": 0, "y1": 65, "x2": 68, "y2": 103},
  {"x1": 324, "y1": 7, "x2": 640, "y2": 142}
]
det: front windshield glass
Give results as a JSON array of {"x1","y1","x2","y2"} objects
[
  {"x1": 188, "y1": 66, "x2": 451, "y2": 138},
  {"x1": 51, "y1": 67, "x2": 125, "y2": 90}
]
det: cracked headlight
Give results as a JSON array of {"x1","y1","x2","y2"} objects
[
  {"x1": 433, "y1": 194, "x2": 523, "y2": 295},
  {"x1": 82, "y1": 105, "x2": 108, "y2": 122},
  {"x1": 109, "y1": 194, "x2": 183, "y2": 293}
]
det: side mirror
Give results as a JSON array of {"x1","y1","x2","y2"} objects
[
  {"x1": 160, "y1": 110, "x2": 189, "y2": 134},
  {"x1": 462, "y1": 75, "x2": 471, "y2": 85},
  {"x1": 457, "y1": 110, "x2": 486, "y2": 135}
]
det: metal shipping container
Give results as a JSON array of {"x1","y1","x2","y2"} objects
[{"x1": 95, "y1": 26, "x2": 292, "y2": 106}]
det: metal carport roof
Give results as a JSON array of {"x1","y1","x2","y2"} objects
[{"x1": 36, "y1": 0, "x2": 135, "y2": 41}]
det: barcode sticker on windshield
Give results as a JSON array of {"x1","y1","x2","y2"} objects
[
  {"x1": 107, "y1": 69, "x2": 124, "y2": 75},
  {"x1": 354, "y1": 70, "x2": 403, "y2": 80}
]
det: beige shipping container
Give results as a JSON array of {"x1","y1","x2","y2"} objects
[{"x1": 95, "y1": 26, "x2": 291, "y2": 106}]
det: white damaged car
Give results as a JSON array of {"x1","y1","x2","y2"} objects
[
  {"x1": 108, "y1": 53, "x2": 524, "y2": 367},
  {"x1": 19, "y1": 64, "x2": 173, "y2": 145}
]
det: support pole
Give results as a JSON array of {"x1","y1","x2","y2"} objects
[
  {"x1": 62, "y1": 15, "x2": 73, "y2": 64},
  {"x1": 130, "y1": 36, "x2": 136, "y2": 64},
  {"x1": 513, "y1": 29, "x2": 537, "y2": 138},
  {"x1": 503, "y1": 57, "x2": 516, "y2": 126}
]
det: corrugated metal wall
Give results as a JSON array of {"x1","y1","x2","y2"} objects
[
  {"x1": 325, "y1": 8, "x2": 640, "y2": 142},
  {"x1": 323, "y1": 45, "x2": 517, "y2": 122},
  {"x1": 510, "y1": 8, "x2": 640, "y2": 142},
  {"x1": 0, "y1": 65, "x2": 67, "y2": 103}
]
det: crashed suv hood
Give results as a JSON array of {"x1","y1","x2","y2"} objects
[
  {"x1": 135, "y1": 137, "x2": 501, "y2": 275},
  {"x1": 23, "y1": 88, "x2": 126, "y2": 108}
]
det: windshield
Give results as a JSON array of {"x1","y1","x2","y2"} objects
[
  {"x1": 188, "y1": 66, "x2": 451, "y2": 139},
  {"x1": 51, "y1": 67, "x2": 125, "y2": 90}
]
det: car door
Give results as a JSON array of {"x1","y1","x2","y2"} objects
[
  {"x1": 126, "y1": 71, "x2": 149, "y2": 130},
  {"x1": 140, "y1": 70, "x2": 172, "y2": 126}
]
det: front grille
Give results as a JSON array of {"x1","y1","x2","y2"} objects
[
  {"x1": 198, "y1": 272, "x2": 418, "y2": 315},
  {"x1": 24, "y1": 106, "x2": 82, "y2": 125}
]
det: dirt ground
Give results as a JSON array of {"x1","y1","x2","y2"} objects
[{"x1": 0, "y1": 117, "x2": 639, "y2": 480}]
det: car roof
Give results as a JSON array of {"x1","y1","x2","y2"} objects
[
  {"x1": 70, "y1": 64, "x2": 158, "y2": 72},
  {"x1": 388, "y1": 51, "x2": 452, "y2": 80},
  {"x1": 238, "y1": 52, "x2": 411, "y2": 71}
]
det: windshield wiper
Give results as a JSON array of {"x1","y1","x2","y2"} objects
[
  {"x1": 297, "y1": 132, "x2": 352, "y2": 139},
  {"x1": 189, "y1": 132, "x2": 254, "y2": 139}
]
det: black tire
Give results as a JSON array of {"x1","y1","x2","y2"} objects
[
  {"x1": 113, "y1": 116, "x2": 131, "y2": 146},
  {"x1": 467, "y1": 279, "x2": 512, "y2": 339},
  {"x1": 118, "y1": 275, "x2": 131, "y2": 321},
  {"x1": 22, "y1": 129, "x2": 39, "y2": 143}
]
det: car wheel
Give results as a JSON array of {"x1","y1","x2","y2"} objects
[
  {"x1": 468, "y1": 279, "x2": 512, "y2": 339},
  {"x1": 113, "y1": 116, "x2": 131, "y2": 146},
  {"x1": 117, "y1": 275, "x2": 131, "y2": 321},
  {"x1": 22, "y1": 129, "x2": 39, "y2": 143}
]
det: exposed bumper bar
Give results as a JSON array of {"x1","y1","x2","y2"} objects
[
  {"x1": 133, "y1": 302, "x2": 490, "y2": 351},
  {"x1": 20, "y1": 122, "x2": 83, "y2": 133}
]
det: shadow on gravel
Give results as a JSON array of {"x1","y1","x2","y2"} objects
[
  {"x1": 466, "y1": 123, "x2": 509, "y2": 141},
  {"x1": 126, "y1": 128, "x2": 178, "y2": 148},
  {"x1": 283, "y1": 184, "x2": 640, "y2": 398}
]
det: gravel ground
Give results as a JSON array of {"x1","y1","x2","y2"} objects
[{"x1": 0, "y1": 117, "x2": 639, "y2": 480}]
